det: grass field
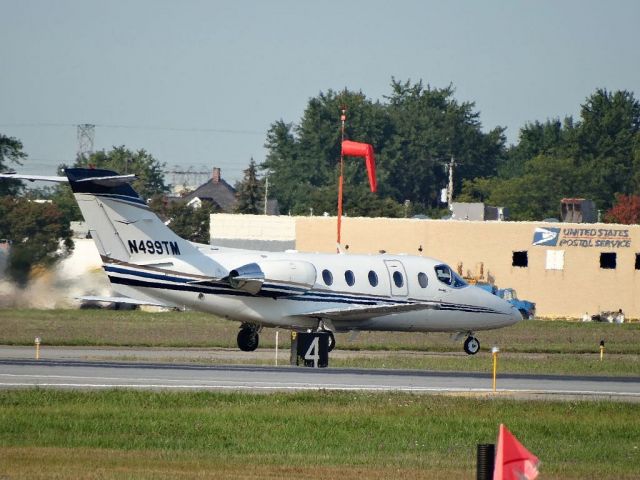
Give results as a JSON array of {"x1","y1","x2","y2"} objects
[
  {"x1": 1, "y1": 390, "x2": 639, "y2": 479},
  {"x1": 1, "y1": 308, "x2": 639, "y2": 376},
  {"x1": 1, "y1": 308, "x2": 639, "y2": 354}
]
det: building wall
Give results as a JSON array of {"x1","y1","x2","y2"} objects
[
  {"x1": 211, "y1": 214, "x2": 296, "y2": 252},
  {"x1": 296, "y1": 217, "x2": 640, "y2": 319}
]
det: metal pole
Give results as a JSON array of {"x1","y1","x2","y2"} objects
[
  {"x1": 275, "y1": 329, "x2": 279, "y2": 366},
  {"x1": 264, "y1": 175, "x2": 269, "y2": 215},
  {"x1": 447, "y1": 155, "x2": 455, "y2": 207},
  {"x1": 492, "y1": 346, "x2": 499, "y2": 392},
  {"x1": 337, "y1": 108, "x2": 346, "y2": 250}
]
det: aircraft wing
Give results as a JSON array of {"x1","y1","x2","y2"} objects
[
  {"x1": 0, "y1": 173, "x2": 136, "y2": 186},
  {"x1": 297, "y1": 302, "x2": 435, "y2": 321},
  {"x1": 75, "y1": 174, "x2": 136, "y2": 186},
  {"x1": 0, "y1": 173, "x2": 67, "y2": 182},
  {"x1": 77, "y1": 295, "x2": 169, "y2": 307}
]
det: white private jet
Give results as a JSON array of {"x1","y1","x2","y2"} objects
[{"x1": 1, "y1": 168, "x2": 521, "y2": 354}]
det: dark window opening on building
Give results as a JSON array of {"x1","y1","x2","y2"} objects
[
  {"x1": 512, "y1": 251, "x2": 528, "y2": 267},
  {"x1": 600, "y1": 252, "x2": 616, "y2": 269},
  {"x1": 635, "y1": 253, "x2": 640, "y2": 270}
]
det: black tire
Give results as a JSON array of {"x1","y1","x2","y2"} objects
[
  {"x1": 463, "y1": 336, "x2": 480, "y2": 355},
  {"x1": 327, "y1": 332, "x2": 336, "y2": 352},
  {"x1": 237, "y1": 328, "x2": 259, "y2": 352}
]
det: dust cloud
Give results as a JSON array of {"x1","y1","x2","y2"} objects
[{"x1": 0, "y1": 239, "x2": 109, "y2": 309}]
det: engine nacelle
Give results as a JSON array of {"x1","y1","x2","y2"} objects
[{"x1": 228, "y1": 260, "x2": 317, "y2": 296}]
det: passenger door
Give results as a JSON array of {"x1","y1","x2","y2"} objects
[{"x1": 384, "y1": 260, "x2": 408, "y2": 297}]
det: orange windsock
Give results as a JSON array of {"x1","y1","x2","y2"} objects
[{"x1": 341, "y1": 140, "x2": 377, "y2": 192}]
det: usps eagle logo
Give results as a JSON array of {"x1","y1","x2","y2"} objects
[{"x1": 532, "y1": 227, "x2": 560, "y2": 246}]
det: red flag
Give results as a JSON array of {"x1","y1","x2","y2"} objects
[
  {"x1": 493, "y1": 424, "x2": 539, "y2": 480},
  {"x1": 341, "y1": 140, "x2": 377, "y2": 192}
]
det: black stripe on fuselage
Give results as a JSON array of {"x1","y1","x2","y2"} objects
[{"x1": 107, "y1": 274, "x2": 505, "y2": 314}]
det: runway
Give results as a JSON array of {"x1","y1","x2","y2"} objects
[{"x1": 1, "y1": 349, "x2": 639, "y2": 401}]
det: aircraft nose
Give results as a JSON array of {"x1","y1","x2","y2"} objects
[{"x1": 509, "y1": 305, "x2": 523, "y2": 324}]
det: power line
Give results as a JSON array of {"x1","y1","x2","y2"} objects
[{"x1": 0, "y1": 122, "x2": 264, "y2": 136}]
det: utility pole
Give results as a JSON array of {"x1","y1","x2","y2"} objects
[
  {"x1": 447, "y1": 155, "x2": 456, "y2": 207},
  {"x1": 263, "y1": 175, "x2": 269, "y2": 215}
]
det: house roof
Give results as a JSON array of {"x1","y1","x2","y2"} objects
[{"x1": 182, "y1": 177, "x2": 238, "y2": 212}]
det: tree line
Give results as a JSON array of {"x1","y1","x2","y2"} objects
[
  {"x1": 1, "y1": 79, "x2": 639, "y2": 285},
  {"x1": 262, "y1": 80, "x2": 640, "y2": 221}
]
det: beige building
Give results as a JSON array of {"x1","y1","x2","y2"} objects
[
  {"x1": 296, "y1": 217, "x2": 639, "y2": 319},
  {"x1": 211, "y1": 214, "x2": 640, "y2": 319}
]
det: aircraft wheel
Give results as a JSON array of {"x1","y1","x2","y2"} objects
[
  {"x1": 237, "y1": 328, "x2": 259, "y2": 352},
  {"x1": 327, "y1": 331, "x2": 336, "y2": 352},
  {"x1": 463, "y1": 336, "x2": 480, "y2": 355}
]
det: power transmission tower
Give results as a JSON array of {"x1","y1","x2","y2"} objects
[{"x1": 77, "y1": 124, "x2": 95, "y2": 160}]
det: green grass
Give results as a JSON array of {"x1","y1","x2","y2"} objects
[
  {"x1": 90, "y1": 351, "x2": 640, "y2": 377},
  {"x1": 0, "y1": 390, "x2": 639, "y2": 479},
  {"x1": 331, "y1": 352, "x2": 640, "y2": 377},
  {"x1": 1, "y1": 308, "x2": 639, "y2": 354}
]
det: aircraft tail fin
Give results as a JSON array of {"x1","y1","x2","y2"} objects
[{"x1": 65, "y1": 168, "x2": 208, "y2": 267}]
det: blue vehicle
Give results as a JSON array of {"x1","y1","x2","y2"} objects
[{"x1": 476, "y1": 284, "x2": 536, "y2": 320}]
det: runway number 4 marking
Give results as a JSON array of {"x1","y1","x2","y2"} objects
[{"x1": 304, "y1": 337, "x2": 320, "y2": 368}]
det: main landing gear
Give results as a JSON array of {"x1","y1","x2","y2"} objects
[
  {"x1": 326, "y1": 331, "x2": 336, "y2": 352},
  {"x1": 237, "y1": 324, "x2": 261, "y2": 352},
  {"x1": 236, "y1": 324, "x2": 335, "y2": 353},
  {"x1": 463, "y1": 335, "x2": 480, "y2": 355}
]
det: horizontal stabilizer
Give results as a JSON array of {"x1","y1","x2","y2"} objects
[
  {"x1": 75, "y1": 174, "x2": 136, "y2": 187},
  {"x1": 0, "y1": 173, "x2": 67, "y2": 183},
  {"x1": 298, "y1": 302, "x2": 433, "y2": 321},
  {"x1": 77, "y1": 295, "x2": 169, "y2": 307}
]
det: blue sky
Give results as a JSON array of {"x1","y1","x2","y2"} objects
[{"x1": 1, "y1": 0, "x2": 638, "y2": 184}]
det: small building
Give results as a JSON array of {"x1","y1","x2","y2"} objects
[
  {"x1": 561, "y1": 198, "x2": 597, "y2": 223},
  {"x1": 451, "y1": 202, "x2": 509, "y2": 221},
  {"x1": 181, "y1": 168, "x2": 238, "y2": 212}
]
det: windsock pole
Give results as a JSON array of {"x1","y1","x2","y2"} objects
[{"x1": 337, "y1": 108, "x2": 346, "y2": 250}]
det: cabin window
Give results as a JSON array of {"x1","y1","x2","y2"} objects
[
  {"x1": 452, "y1": 273, "x2": 468, "y2": 288},
  {"x1": 435, "y1": 265, "x2": 452, "y2": 285},
  {"x1": 392, "y1": 271, "x2": 404, "y2": 288},
  {"x1": 322, "y1": 269, "x2": 333, "y2": 286},
  {"x1": 512, "y1": 251, "x2": 528, "y2": 267},
  {"x1": 344, "y1": 270, "x2": 355, "y2": 286},
  {"x1": 368, "y1": 270, "x2": 378, "y2": 287},
  {"x1": 600, "y1": 252, "x2": 616, "y2": 269},
  {"x1": 434, "y1": 265, "x2": 468, "y2": 288},
  {"x1": 417, "y1": 272, "x2": 428, "y2": 288}
]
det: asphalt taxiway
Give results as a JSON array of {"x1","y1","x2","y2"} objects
[{"x1": 0, "y1": 347, "x2": 638, "y2": 401}]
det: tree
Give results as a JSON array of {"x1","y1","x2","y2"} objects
[
  {"x1": 500, "y1": 118, "x2": 576, "y2": 178},
  {"x1": 0, "y1": 134, "x2": 26, "y2": 196},
  {"x1": 148, "y1": 196, "x2": 217, "y2": 244},
  {"x1": 463, "y1": 88, "x2": 640, "y2": 220},
  {"x1": 0, "y1": 197, "x2": 73, "y2": 286},
  {"x1": 235, "y1": 158, "x2": 264, "y2": 214},
  {"x1": 73, "y1": 146, "x2": 167, "y2": 200},
  {"x1": 262, "y1": 80, "x2": 504, "y2": 216},
  {"x1": 462, "y1": 155, "x2": 584, "y2": 220},
  {"x1": 605, "y1": 194, "x2": 640, "y2": 224},
  {"x1": 577, "y1": 89, "x2": 640, "y2": 208},
  {"x1": 384, "y1": 79, "x2": 505, "y2": 209}
]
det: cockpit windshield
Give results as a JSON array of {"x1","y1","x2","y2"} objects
[{"x1": 434, "y1": 264, "x2": 467, "y2": 288}]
